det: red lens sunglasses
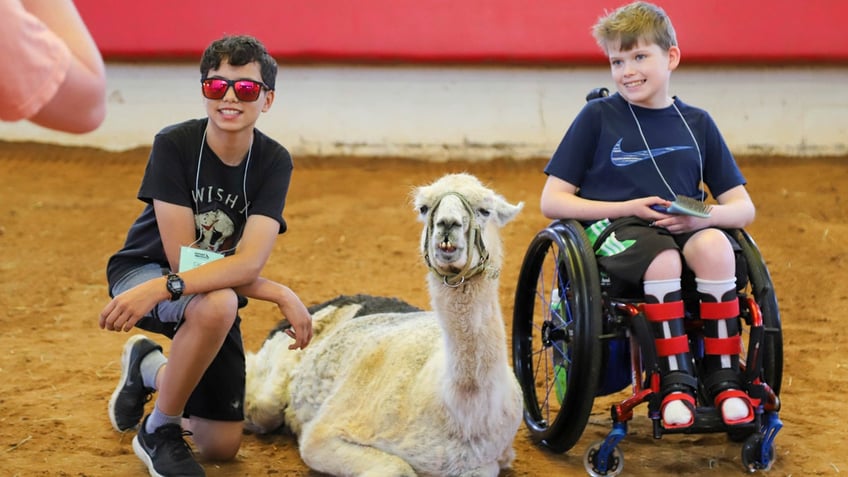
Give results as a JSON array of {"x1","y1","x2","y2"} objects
[{"x1": 201, "y1": 78, "x2": 270, "y2": 102}]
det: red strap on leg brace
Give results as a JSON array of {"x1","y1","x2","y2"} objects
[
  {"x1": 700, "y1": 299, "x2": 739, "y2": 320},
  {"x1": 704, "y1": 336, "x2": 742, "y2": 355},
  {"x1": 701, "y1": 299, "x2": 742, "y2": 355},
  {"x1": 643, "y1": 301, "x2": 684, "y2": 322},
  {"x1": 655, "y1": 335, "x2": 689, "y2": 357}
]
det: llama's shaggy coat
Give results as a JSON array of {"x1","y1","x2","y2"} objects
[
  {"x1": 244, "y1": 294, "x2": 420, "y2": 435},
  {"x1": 245, "y1": 174, "x2": 524, "y2": 477}
]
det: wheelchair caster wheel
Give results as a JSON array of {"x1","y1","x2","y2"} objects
[
  {"x1": 741, "y1": 433, "x2": 775, "y2": 472},
  {"x1": 584, "y1": 440, "x2": 624, "y2": 477}
]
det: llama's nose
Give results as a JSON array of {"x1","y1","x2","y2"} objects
[{"x1": 437, "y1": 217, "x2": 460, "y2": 231}]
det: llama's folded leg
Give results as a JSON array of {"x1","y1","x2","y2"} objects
[
  {"x1": 496, "y1": 445, "x2": 516, "y2": 470},
  {"x1": 298, "y1": 420, "x2": 416, "y2": 477}
]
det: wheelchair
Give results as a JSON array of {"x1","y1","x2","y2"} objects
[
  {"x1": 511, "y1": 96, "x2": 783, "y2": 475},
  {"x1": 511, "y1": 219, "x2": 783, "y2": 475}
]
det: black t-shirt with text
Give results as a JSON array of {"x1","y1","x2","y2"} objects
[{"x1": 106, "y1": 118, "x2": 292, "y2": 288}]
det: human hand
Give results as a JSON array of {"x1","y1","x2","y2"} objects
[
  {"x1": 641, "y1": 196, "x2": 712, "y2": 233},
  {"x1": 634, "y1": 197, "x2": 672, "y2": 221},
  {"x1": 99, "y1": 279, "x2": 163, "y2": 332},
  {"x1": 651, "y1": 213, "x2": 708, "y2": 234},
  {"x1": 278, "y1": 300, "x2": 313, "y2": 350}
]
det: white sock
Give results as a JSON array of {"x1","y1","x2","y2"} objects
[
  {"x1": 644, "y1": 278, "x2": 681, "y2": 303},
  {"x1": 695, "y1": 277, "x2": 736, "y2": 302},
  {"x1": 140, "y1": 351, "x2": 167, "y2": 390},
  {"x1": 663, "y1": 392, "x2": 693, "y2": 426},
  {"x1": 722, "y1": 396, "x2": 749, "y2": 422},
  {"x1": 146, "y1": 403, "x2": 183, "y2": 433}
]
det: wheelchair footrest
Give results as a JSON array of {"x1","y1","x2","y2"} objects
[{"x1": 653, "y1": 406, "x2": 760, "y2": 437}]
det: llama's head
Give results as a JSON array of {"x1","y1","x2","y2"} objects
[
  {"x1": 413, "y1": 173, "x2": 523, "y2": 286},
  {"x1": 244, "y1": 331, "x2": 296, "y2": 434}
]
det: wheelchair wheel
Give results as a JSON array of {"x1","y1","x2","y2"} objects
[
  {"x1": 741, "y1": 432, "x2": 776, "y2": 471},
  {"x1": 513, "y1": 220, "x2": 603, "y2": 453},
  {"x1": 735, "y1": 229, "x2": 783, "y2": 394}
]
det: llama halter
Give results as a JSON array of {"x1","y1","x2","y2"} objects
[{"x1": 422, "y1": 192, "x2": 494, "y2": 287}]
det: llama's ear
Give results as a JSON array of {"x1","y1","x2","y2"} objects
[
  {"x1": 410, "y1": 186, "x2": 429, "y2": 222},
  {"x1": 493, "y1": 197, "x2": 523, "y2": 226}
]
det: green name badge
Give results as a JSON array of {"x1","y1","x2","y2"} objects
[{"x1": 179, "y1": 246, "x2": 224, "y2": 272}]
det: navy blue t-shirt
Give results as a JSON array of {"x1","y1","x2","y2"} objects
[
  {"x1": 107, "y1": 118, "x2": 293, "y2": 287},
  {"x1": 545, "y1": 93, "x2": 744, "y2": 202}
]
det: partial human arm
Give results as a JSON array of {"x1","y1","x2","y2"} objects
[
  {"x1": 156, "y1": 201, "x2": 280, "y2": 292},
  {"x1": 20, "y1": 0, "x2": 106, "y2": 133},
  {"x1": 236, "y1": 278, "x2": 313, "y2": 349},
  {"x1": 540, "y1": 174, "x2": 672, "y2": 222},
  {"x1": 171, "y1": 208, "x2": 313, "y2": 348},
  {"x1": 710, "y1": 185, "x2": 756, "y2": 227},
  {"x1": 651, "y1": 185, "x2": 755, "y2": 234},
  {"x1": 99, "y1": 202, "x2": 281, "y2": 332}
]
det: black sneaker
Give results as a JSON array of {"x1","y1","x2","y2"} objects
[
  {"x1": 133, "y1": 416, "x2": 206, "y2": 477},
  {"x1": 108, "y1": 334, "x2": 162, "y2": 431}
]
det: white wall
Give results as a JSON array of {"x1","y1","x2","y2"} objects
[{"x1": 2, "y1": 63, "x2": 846, "y2": 160}]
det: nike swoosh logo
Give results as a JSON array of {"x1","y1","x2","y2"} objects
[{"x1": 610, "y1": 138, "x2": 693, "y2": 166}]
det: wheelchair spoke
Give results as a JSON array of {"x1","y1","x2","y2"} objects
[{"x1": 512, "y1": 220, "x2": 604, "y2": 453}]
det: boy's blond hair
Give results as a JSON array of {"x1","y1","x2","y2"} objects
[{"x1": 592, "y1": 1, "x2": 677, "y2": 53}]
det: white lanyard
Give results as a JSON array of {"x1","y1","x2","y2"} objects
[{"x1": 179, "y1": 129, "x2": 252, "y2": 271}]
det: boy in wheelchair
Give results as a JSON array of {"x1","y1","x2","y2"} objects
[{"x1": 540, "y1": 1, "x2": 755, "y2": 430}]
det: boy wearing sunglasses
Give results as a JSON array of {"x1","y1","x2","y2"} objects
[{"x1": 99, "y1": 35, "x2": 313, "y2": 476}]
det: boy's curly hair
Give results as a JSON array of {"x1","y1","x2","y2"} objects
[
  {"x1": 200, "y1": 35, "x2": 278, "y2": 90},
  {"x1": 592, "y1": 1, "x2": 677, "y2": 53}
]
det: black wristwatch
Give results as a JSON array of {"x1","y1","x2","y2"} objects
[{"x1": 165, "y1": 273, "x2": 185, "y2": 301}]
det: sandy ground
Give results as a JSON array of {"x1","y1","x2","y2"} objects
[{"x1": 1, "y1": 141, "x2": 846, "y2": 476}]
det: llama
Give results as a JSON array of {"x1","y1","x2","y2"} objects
[
  {"x1": 244, "y1": 294, "x2": 422, "y2": 435},
  {"x1": 245, "y1": 173, "x2": 524, "y2": 477}
]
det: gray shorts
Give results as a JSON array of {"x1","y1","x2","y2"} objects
[
  {"x1": 111, "y1": 263, "x2": 194, "y2": 330},
  {"x1": 110, "y1": 262, "x2": 246, "y2": 422}
]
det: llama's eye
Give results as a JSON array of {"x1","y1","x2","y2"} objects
[
  {"x1": 478, "y1": 208, "x2": 490, "y2": 217},
  {"x1": 419, "y1": 205, "x2": 429, "y2": 215}
]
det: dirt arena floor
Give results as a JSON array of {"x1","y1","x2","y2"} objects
[{"x1": 1, "y1": 140, "x2": 846, "y2": 476}]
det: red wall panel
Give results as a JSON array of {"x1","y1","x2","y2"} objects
[{"x1": 73, "y1": 0, "x2": 848, "y2": 64}]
